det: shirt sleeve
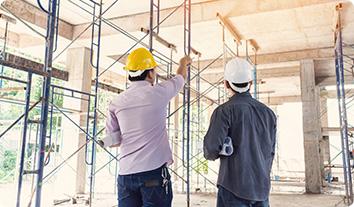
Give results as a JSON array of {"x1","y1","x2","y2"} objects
[
  {"x1": 271, "y1": 113, "x2": 277, "y2": 155},
  {"x1": 103, "y1": 104, "x2": 122, "y2": 148},
  {"x1": 203, "y1": 106, "x2": 230, "y2": 161},
  {"x1": 155, "y1": 74, "x2": 185, "y2": 102}
]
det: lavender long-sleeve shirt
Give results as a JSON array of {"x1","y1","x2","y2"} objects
[{"x1": 104, "y1": 75, "x2": 184, "y2": 175}]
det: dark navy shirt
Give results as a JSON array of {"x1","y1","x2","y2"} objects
[{"x1": 203, "y1": 92, "x2": 277, "y2": 201}]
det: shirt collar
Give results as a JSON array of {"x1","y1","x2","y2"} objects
[{"x1": 129, "y1": 81, "x2": 152, "y2": 88}]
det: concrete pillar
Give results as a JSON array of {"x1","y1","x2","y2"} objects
[
  {"x1": 319, "y1": 90, "x2": 331, "y2": 184},
  {"x1": 59, "y1": 47, "x2": 92, "y2": 195},
  {"x1": 300, "y1": 59, "x2": 323, "y2": 194}
]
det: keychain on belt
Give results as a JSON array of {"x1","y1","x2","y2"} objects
[{"x1": 161, "y1": 167, "x2": 169, "y2": 195}]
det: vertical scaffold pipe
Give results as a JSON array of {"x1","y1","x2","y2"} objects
[
  {"x1": 253, "y1": 52, "x2": 258, "y2": 99},
  {"x1": 149, "y1": 0, "x2": 154, "y2": 51},
  {"x1": 196, "y1": 56, "x2": 201, "y2": 188},
  {"x1": 89, "y1": 1, "x2": 103, "y2": 206},
  {"x1": 35, "y1": 0, "x2": 58, "y2": 206},
  {"x1": 167, "y1": 49, "x2": 173, "y2": 139},
  {"x1": 0, "y1": 21, "x2": 9, "y2": 88},
  {"x1": 184, "y1": 0, "x2": 191, "y2": 206},
  {"x1": 16, "y1": 72, "x2": 32, "y2": 207}
]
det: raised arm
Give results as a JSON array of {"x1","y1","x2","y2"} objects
[{"x1": 155, "y1": 56, "x2": 192, "y2": 101}]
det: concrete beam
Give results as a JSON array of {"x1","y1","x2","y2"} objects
[
  {"x1": 2, "y1": 0, "x2": 73, "y2": 40},
  {"x1": 300, "y1": 59, "x2": 323, "y2": 194},
  {"x1": 316, "y1": 75, "x2": 354, "y2": 86},
  {"x1": 195, "y1": 47, "x2": 335, "y2": 70},
  {"x1": 314, "y1": 58, "x2": 354, "y2": 86},
  {"x1": 321, "y1": 89, "x2": 354, "y2": 99},
  {"x1": 200, "y1": 66, "x2": 300, "y2": 84},
  {"x1": 0, "y1": 52, "x2": 68, "y2": 81},
  {"x1": 0, "y1": 52, "x2": 124, "y2": 93},
  {"x1": 257, "y1": 67, "x2": 300, "y2": 79},
  {"x1": 0, "y1": 27, "x2": 19, "y2": 47},
  {"x1": 254, "y1": 47, "x2": 331, "y2": 65},
  {"x1": 259, "y1": 95, "x2": 301, "y2": 105},
  {"x1": 74, "y1": 0, "x2": 339, "y2": 39},
  {"x1": 322, "y1": 127, "x2": 354, "y2": 134},
  {"x1": 108, "y1": 47, "x2": 340, "y2": 75}
]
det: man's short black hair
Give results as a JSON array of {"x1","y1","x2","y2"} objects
[
  {"x1": 233, "y1": 82, "x2": 249, "y2": 88},
  {"x1": 228, "y1": 81, "x2": 250, "y2": 93},
  {"x1": 128, "y1": 69, "x2": 153, "y2": 82}
]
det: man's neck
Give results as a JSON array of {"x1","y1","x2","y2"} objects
[{"x1": 229, "y1": 90, "x2": 252, "y2": 99}]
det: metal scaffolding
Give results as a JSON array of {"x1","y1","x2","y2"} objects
[
  {"x1": 1, "y1": 0, "x2": 340, "y2": 205},
  {"x1": 334, "y1": 3, "x2": 354, "y2": 205},
  {"x1": 0, "y1": 0, "x2": 233, "y2": 206}
]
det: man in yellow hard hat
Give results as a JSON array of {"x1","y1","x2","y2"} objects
[{"x1": 102, "y1": 47, "x2": 191, "y2": 207}]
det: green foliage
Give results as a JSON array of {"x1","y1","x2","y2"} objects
[
  {"x1": 2, "y1": 150, "x2": 16, "y2": 171},
  {"x1": 0, "y1": 67, "x2": 64, "y2": 129},
  {"x1": 195, "y1": 159, "x2": 209, "y2": 174},
  {"x1": 0, "y1": 146, "x2": 17, "y2": 182}
]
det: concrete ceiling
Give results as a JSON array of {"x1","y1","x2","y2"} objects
[
  {"x1": 1, "y1": 0, "x2": 354, "y2": 104},
  {"x1": 24, "y1": 0, "x2": 213, "y2": 25}
]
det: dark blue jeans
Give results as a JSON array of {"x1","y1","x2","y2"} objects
[
  {"x1": 217, "y1": 186, "x2": 270, "y2": 207},
  {"x1": 117, "y1": 165, "x2": 172, "y2": 207}
]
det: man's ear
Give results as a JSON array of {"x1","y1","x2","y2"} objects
[
  {"x1": 147, "y1": 70, "x2": 154, "y2": 79},
  {"x1": 224, "y1": 80, "x2": 231, "y2": 89}
]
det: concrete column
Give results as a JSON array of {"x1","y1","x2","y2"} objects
[
  {"x1": 59, "y1": 47, "x2": 92, "y2": 195},
  {"x1": 300, "y1": 59, "x2": 323, "y2": 193},
  {"x1": 319, "y1": 90, "x2": 331, "y2": 184}
]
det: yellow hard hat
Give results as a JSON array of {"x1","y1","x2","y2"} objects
[{"x1": 123, "y1": 48, "x2": 158, "y2": 71}]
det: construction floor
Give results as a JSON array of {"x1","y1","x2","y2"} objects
[
  {"x1": 0, "y1": 182, "x2": 348, "y2": 207},
  {"x1": 51, "y1": 193, "x2": 347, "y2": 207},
  {"x1": 174, "y1": 194, "x2": 347, "y2": 207}
]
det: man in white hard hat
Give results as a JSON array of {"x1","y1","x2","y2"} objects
[
  {"x1": 203, "y1": 57, "x2": 277, "y2": 207},
  {"x1": 101, "y1": 47, "x2": 191, "y2": 207}
]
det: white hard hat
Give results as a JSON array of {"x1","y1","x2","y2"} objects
[{"x1": 224, "y1": 58, "x2": 253, "y2": 93}]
